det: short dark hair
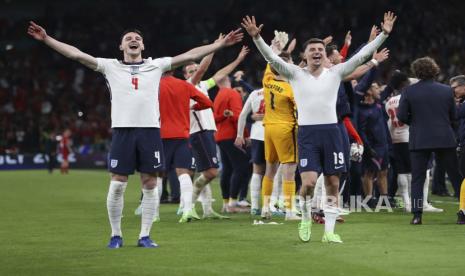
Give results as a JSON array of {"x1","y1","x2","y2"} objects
[
  {"x1": 120, "y1": 29, "x2": 144, "y2": 42},
  {"x1": 302, "y1": 38, "x2": 325, "y2": 50},
  {"x1": 389, "y1": 70, "x2": 409, "y2": 90},
  {"x1": 411, "y1": 57, "x2": 440, "y2": 80},
  {"x1": 325, "y1": 44, "x2": 338, "y2": 57},
  {"x1": 450, "y1": 75, "x2": 465, "y2": 86},
  {"x1": 182, "y1": 62, "x2": 197, "y2": 74},
  {"x1": 278, "y1": 51, "x2": 291, "y2": 61}
]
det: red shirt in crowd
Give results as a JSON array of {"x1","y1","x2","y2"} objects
[
  {"x1": 159, "y1": 75, "x2": 213, "y2": 139},
  {"x1": 213, "y1": 87, "x2": 243, "y2": 142}
]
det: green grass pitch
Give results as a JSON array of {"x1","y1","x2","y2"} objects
[{"x1": 0, "y1": 170, "x2": 463, "y2": 275}]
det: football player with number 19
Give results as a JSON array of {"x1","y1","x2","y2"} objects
[{"x1": 242, "y1": 12, "x2": 396, "y2": 243}]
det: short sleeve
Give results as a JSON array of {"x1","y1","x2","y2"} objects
[
  {"x1": 95, "y1": 58, "x2": 112, "y2": 74},
  {"x1": 153, "y1": 57, "x2": 173, "y2": 73}
]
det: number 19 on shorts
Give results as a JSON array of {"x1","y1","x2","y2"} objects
[{"x1": 333, "y1": 152, "x2": 344, "y2": 165}]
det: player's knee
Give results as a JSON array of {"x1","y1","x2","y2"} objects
[
  {"x1": 176, "y1": 168, "x2": 192, "y2": 176},
  {"x1": 140, "y1": 174, "x2": 157, "y2": 189},
  {"x1": 253, "y1": 164, "x2": 265, "y2": 175},
  {"x1": 203, "y1": 168, "x2": 218, "y2": 180},
  {"x1": 264, "y1": 164, "x2": 278, "y2": 178},
  {"x1": 111, "y1": 174, "x2": 128, "y2": 182}
]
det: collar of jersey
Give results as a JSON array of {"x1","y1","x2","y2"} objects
[{"x1": 121, "y1": 60, "x2": 144, "y2": 65}]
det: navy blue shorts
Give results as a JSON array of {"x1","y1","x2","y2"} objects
[
  {"x1": 163, "y1": 138, "x2": 195, "y2": 171},
  {"x1": 251, "y1": 139, "x2": 265, "y2": 165},
  {"x1": 297, "y1": 124, "x2": 346, "y2": 175},
  {"x1": 338, "y1": 122, "x2": 351, "y2": 171},
  {"x1": 363, "y1": 145, "x2": 389, "y2": 172},
  {"x1": 108, "y1": 128, "x2": 164, "y2": 175},
  {"x1": 392, "y1": 142, "x2": 411, "y2": 173},
  {"x1": 189, "y1": 130, "x2": 219, "y2": 172}
]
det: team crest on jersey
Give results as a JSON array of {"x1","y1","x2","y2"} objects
[
  {"x1": 212, "y1": 157, "x2": 218, "y2": 164},
  {"x1": 300, "y1": 159, "x2": 308, "y2": 167},
  {"x1": 130, "y1": 66, "x2": 140, "y2": 75},
  {"x1": 110, "y1": 159, "x2": 118, "y2": 168}
]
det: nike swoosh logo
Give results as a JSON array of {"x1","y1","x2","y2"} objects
[
  {"x1": 154, "y1": 164, "x2": 162, "y2": 168},
  {"x1": 335, "y1": 165, "x2": 344, "y2": 169}
]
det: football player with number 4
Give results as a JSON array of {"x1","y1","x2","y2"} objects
[{"x1": 27, "y1": 21, "x2": 243, "y2": 248}]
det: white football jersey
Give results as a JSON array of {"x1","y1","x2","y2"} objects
[
  {"x1": 385, "y1": 94, "x2": 409, "y2": 143},
  {"x1": 95, "y1": 57, "x2": 171, "y2": 128},
  {"x1": 237, "y1": 89, "x2": 265, "y2": 141},
  {"x1": 189, "y1": 79, "x2": 217, "y2": 133},
  {"x1": 253, "y1": 33, "x2": 388, "y2": 126}
]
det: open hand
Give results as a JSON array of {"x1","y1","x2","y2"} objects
[
  {"x1": 219, "y1": 29, "x2": 244, "y2": 47},
  {"x1": 241, "y1": 16, "x2": 263, "y2": 38},
  {"x1": 237, "y1": 46, "x2": 250, "y2": 61},
  {"x1": 373, "y1": 48, "x2": 389, "y2": 63},
  {"x1": 27, "y1": 21, "x2": 47, "y2": 41},
  {"x1": 381, "y1": 11, "x2": 397, "y2": 35}
]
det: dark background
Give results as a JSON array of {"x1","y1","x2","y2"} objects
[{"x1": 1, "y1": 0, "x2": 464, "y2": 154}]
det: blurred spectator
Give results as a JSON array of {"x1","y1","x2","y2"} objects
[{"x1": 1, "y1": 0, "x2": 465, "y2": 153}]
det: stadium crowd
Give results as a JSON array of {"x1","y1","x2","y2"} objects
[
  {"x1": 3, "y1": 0, "x2": 465, "y2": 246},
  {"x1": 1, "y1": 0, "x2": 465, "y2": 154}
]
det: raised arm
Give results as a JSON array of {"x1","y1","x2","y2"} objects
[
  {"x1": 241, "y1": 16, "x2": 296, "y2": 79},
  {"x1": 171, "y1": 29, "x2": 243, "y2": 69},
  {"x1": 235, "y1": 91, "x2": 254, "y2": 148},
  {"x1": 234, "y1": 71, "x2": 255, "y2": 93},
  {"x1": 27, "y1": 21, "x2": 97, "y2": 70},
  {"x1": 189, "y1": 34, "x2": 227, "y2": 85},
  {"x1": 343, "y1": 48, "x2": 389, "y2": 81},
  {"x1": 211, "y1": 46, "x2": 249, "y2": 83},
  {"x1": 190, "y1": 54, "x2": 214, "y2": 86},
  {"x1": 340, "y1": 31, "x2": 352, "y2": 60},
  {"x1": 334, "y1": 12, "x2": 396, "y2": 78}
]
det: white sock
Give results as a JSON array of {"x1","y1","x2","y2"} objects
[
  {"x1": 201, "y1": 184, "x2": 213, "y2": 215},
  {"x1": 106, "y1": 181, "x2": 127, "y2": 237},
  {"x1": 270, "y1": 171, "x2": 281, "y2": 210},
  {"x1": 423, "y1": 170, "x2": 431, "y2": 206},
  {"x1": 398, "y1": 174, "x2": 411, "y2": 208},
  {"x1": 407, "y1": 174, "x2": 412, "y2": 194},
  {"x1": 179, "y1": 174, "x2": 193, "y2": 213},
  {"x1": 299, "y1": 196, "x2": 312, "y2": 221},
  {"x1": 250, "y1": 173, "x2": 262, "y2": 210},
  {"x1": 312, "y1": 175, "x2": 324, "y2": 211},
  {"x1": 154, "y1": 177, "x2": 162, "y2": 218},
  {"x1": 324, "y1": 206, "x2": 339, "y2": 233},
  {"x1": 139, "y1": 188, "x2": 156, "y2": 238},
  {"x1": 193, "y1": 174, "x2": 209, "y2": 203}
]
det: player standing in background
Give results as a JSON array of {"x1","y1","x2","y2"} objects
[
  {"x1": 385, "y1": 73, "x2": 443, "y2": 213},
  {"x1": 244, "y1": 31, "x2": 300, "y2": 221},
  {"x1": 213, "y1": 76, "x2": 250, "y2": 213},
  {"x1": 59, "y1": 129, "x2": 72, "y2": 174},
  {"x1": 235, "y1": 88, "x2": 265, "y2": 215},
  {"x1": 242, "y1": 12, "x2": 396, "y2": 243},
  {"x1": 358, "y1": 82, "x2": 390, "y2": 207},
  {"x1": 183, "y1": 45, "x2": 249, "y2": 218},
  {"x1": 448, "y1": 75, "x2": 465, "y2": 224},
  {"x1": 27, "y1": 21, "x2": 243, "y2": 248},
  {"x1": 159, "y1": 71, "x2": 213, "y2": 223}
]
